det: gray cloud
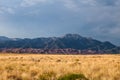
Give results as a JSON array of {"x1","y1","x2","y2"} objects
[
  {"x1": 96, "y1": 0, "x2": 119, "y2": 6},
  {"x1": 0, "y1": 0, "x2": 120, "y2": 45},
  {"x1": 0, "y1": 7, "x2": 14, "y2": 14}
]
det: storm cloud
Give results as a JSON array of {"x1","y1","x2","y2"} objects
[{"x1": 0, "y1": 0, "x2": 120, "y2": 45}]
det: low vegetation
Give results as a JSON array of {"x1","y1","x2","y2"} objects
[
  {"x1": 58, "y1": 73, "x2": 88, "y2": 80},
  {"x1": 0, "y1": 54, "x2": 120, "y2": 80}
]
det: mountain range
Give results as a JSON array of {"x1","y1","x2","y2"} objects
[{"x1": 0, "y1": 34, "x2": 119, "y2": 54}]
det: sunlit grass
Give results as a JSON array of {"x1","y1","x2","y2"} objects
[{"x1": 0, "y1": 53, "x2": 120, "y2": 80}]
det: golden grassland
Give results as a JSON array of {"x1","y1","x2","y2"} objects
[{"x1": 0, "y1": 53, "x2": 120, "y2": 80}]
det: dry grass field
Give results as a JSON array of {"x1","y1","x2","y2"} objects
[{"x1": 0, "y1": 53, "x2": 120, "y2": 80}]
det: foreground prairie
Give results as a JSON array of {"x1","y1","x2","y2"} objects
[{"x1": 0, "y1": 54, "x2": 120, "y2": 80}]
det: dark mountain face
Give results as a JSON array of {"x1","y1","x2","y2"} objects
[{"x1": 0, "y1": 34, "x2": 116, "y2": 51}]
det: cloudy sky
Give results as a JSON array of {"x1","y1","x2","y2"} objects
[{"x1": 0, "y1": 0, "x2": 120, "y2": 45}]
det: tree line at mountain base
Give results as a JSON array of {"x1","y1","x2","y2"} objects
[{"x1": 0, "y1": 48, "x2": 119, "y2": 54}]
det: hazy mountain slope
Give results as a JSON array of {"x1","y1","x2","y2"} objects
[{"x1": 0, "y1": 34, "x2": 116, "y2": 51}]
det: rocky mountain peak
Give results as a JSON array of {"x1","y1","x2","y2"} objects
[{"x1": 63, "y1": 34, "x2": 83, "y2": 39}]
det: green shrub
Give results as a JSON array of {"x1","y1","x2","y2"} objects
[{"x1": 58, "y1": 73, "x2": 89, "y2": 80}]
